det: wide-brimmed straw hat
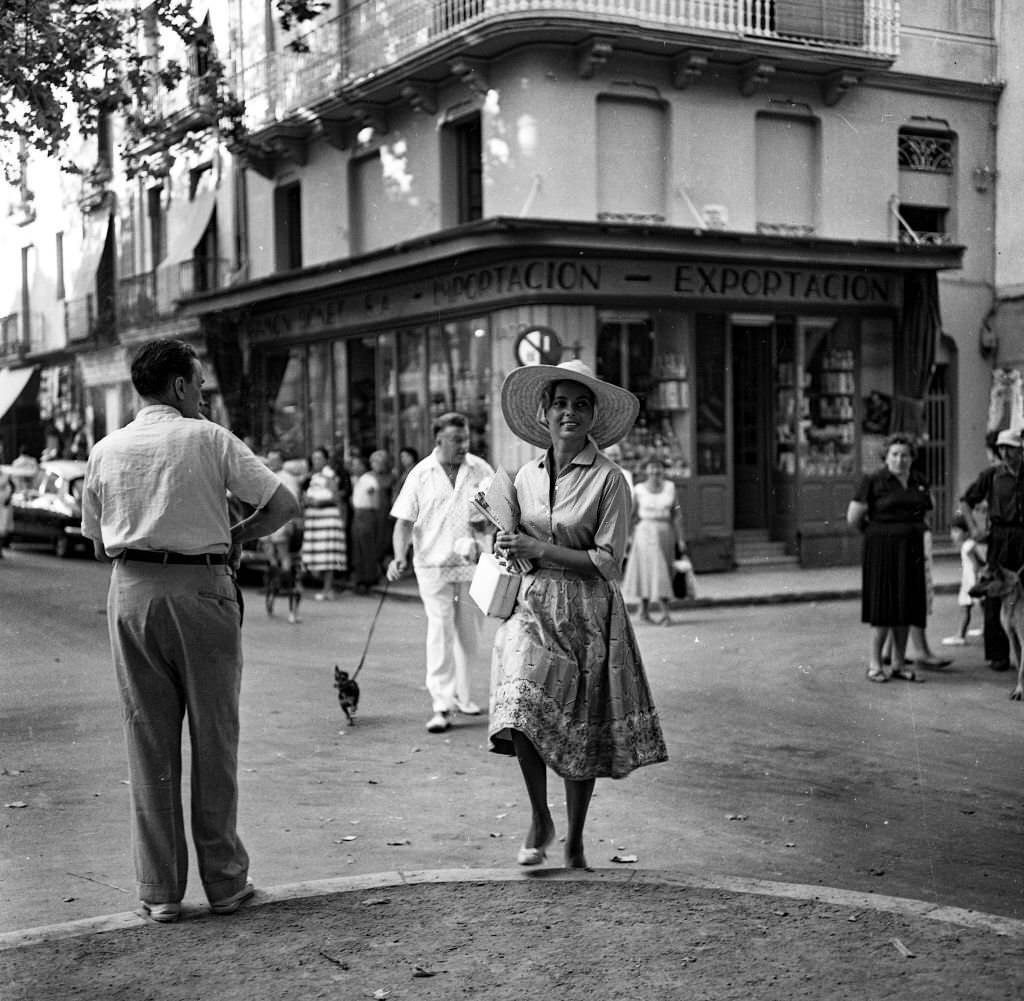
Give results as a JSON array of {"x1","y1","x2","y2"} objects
[{"x1": 500, "y1": 359, "x2": 640, "y2": 449}]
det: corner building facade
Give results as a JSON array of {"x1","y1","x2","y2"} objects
[{"x1": 182, "y1": 1, "x2": 997, "y2": 571}]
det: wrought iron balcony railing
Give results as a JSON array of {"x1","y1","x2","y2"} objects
[
  {"x1": 159, "y1": 257, "x2": 232, "y2": 303},
  {"x1": 0, "y1": 311, "x2": 48, "y2": 356},
  {"x1": 118, "y1": 258, "x2": 232, "y2": 329},
  {"x1": 1, "y1": 312, "x2": 23, "y2": 357},
  {"x1": 233, "y1": 0, "x2": 901, "y2": 131},
  {"x1": 117, "y1": 273, "x2": 158, "y2": 329},
  {"x1": 65, "y1": 295, "x2": 115, "y2": 343}
]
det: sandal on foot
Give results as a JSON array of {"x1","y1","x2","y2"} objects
[
  {"x1": 517, "y1": 828, "x2": 555, "y2": 867},
  {"x1": 891, "y1": 667, "x2": 923, "y2": 682},
  {"x1": 866, "y1": 668, "x2": 888, "y2": 683}
]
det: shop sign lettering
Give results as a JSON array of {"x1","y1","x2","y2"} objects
[
  {"x1": 250, "y1": 258, "x2": 898, "y2": 338},
  {"x1": 672, "y1": 264, "x2": 893, "y2": 304},
  {"x1": 256, "y1": 297, "x2": 348, "y2": 338},
  {"x1": 433, "y1": 261, "x2": 602, "y2": 305}
]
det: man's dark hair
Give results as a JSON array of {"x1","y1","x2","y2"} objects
[
  {"x1": 432, "y1": 412, "x2": 468, "y2": 437},
  {"x1": 131, "y1": 339, "x2": 198, "y2": 398}
]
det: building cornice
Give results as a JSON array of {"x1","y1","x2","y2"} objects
[
  {"x1": 861, "y1": 70, "x2": 1002, "y2": 102},
  {"x1": 180, "y1": 218, "x2": 964, "y2": 320}
]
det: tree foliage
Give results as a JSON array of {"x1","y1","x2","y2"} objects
[{"x1": 0, "y1": 0, "x2": 328, "y2": 181}]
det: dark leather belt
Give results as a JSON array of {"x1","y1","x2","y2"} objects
[{"x1": 120, "y1": 549, "x2": 228, "y2": 565}]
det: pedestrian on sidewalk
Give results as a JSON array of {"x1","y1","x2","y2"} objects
[
  {"x1": 386, "y1": 412, "x2": 495, "y2": 733},
  {"x1": 301, "y1": 446, "x2": 347, "y2": 601},
  {"x1": 847, "y1": 432, "x2": 932, "y2": 683},
  {"x1": 621, "y1": 457, "x2": 686, "y2": 625},
  {"x1": 881, "y1": 527, "x2": 952, "y2": 668},
  {"x1": 350, "y1": 450, "x2": 388, "y2": 593},
  {"x1": 960, "y1": 428, "x2": 1024, "y2": 673},
  {"x1": 942, "y1": 510, "x2": 986, "y2": 646},
  {"x1": 81, "y1": 337, "x2": 299, "y2": 923},
  {"x1": 261, "y1": 448, "x2": 305, "y2": 624},
  {"x1": 489, "y1": 359, "x2": 668, "y2": 870}
]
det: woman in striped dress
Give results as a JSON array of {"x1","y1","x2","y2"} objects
[{"x1": 300, "y1": 446, "x2": 346, "y2": 600}]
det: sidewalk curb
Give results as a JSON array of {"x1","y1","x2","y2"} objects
[
  {"x1": 681, "y1": 581, "x2": 958, "y2": 609},
  {"x1": 372, "y1": 578, "x2": 960, "y2": 609},
  {"x1": 3, "y1": 866, "x2": 1022, "y2": 953}
]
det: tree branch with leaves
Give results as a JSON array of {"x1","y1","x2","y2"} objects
[{"x1": 0, "y1": 0, "x2": 328, "y2": 181}]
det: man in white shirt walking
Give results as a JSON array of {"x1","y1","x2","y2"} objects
[{"x1": 387, "y1": 412, "x2": 495, "y2": 733}]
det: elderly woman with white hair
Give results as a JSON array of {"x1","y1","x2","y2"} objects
[{"x1": 489, "y1": 360, "x2": 668, "y2": 870}]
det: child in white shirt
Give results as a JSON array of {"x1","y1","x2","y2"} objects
[{"x1": 942, "y1": 512, "x2": 986, "y2": 645}]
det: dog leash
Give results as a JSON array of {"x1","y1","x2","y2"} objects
[{"x1": 352, "y1": 580, "x2": 389, "y2": 681}]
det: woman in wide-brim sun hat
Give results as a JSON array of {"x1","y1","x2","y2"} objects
[
  {"x1": 487, "y1": 358, "x2": 668, "y2": 871},
  {"x1": 499, "y1": 357, "x2": 640, "y2": 450}
]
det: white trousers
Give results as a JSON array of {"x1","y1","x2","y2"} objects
[{"x1": 416, "y1": 576, "x2": 483, "y2": 712}]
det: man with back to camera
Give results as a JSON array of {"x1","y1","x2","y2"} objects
[
  {"x1": 81, "y1": 338, "x2": 300, "y2": 923},
  {"x1": 387, "y1": 412, "x2": 495, "y2": 733},
  {"x1": 960, "y1": 427, "x2": 1024, "y2": 672}
]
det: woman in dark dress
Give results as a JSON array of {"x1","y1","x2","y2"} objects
[{"x1": 847, "y1": 432, "x2": 933, "y2": 683}]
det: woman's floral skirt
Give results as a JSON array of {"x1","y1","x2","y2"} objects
[{"x1": 489, "y1": 571, "x2": 668, "y2": 780}]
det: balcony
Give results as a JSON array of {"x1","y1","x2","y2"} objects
[
  {"x1": 65, "y1": 295, "x2": 115, "y2": 344},
  {"x1": 117, "y1": 274, "x2": 158, "y2": 329},
  {"x1": 1, "y1": 312, "x2": 24, "y2": 358},
  {"x1": 234, "y1": 0, "x2": 900, "y2": 135},
  {"x1": 1, "y1": 312, "x2": 50, "y2": 358},
  {"x1": 161, "y1": 257, "x2": 233, "y2": 302},
  {"x1": 118, "y1": 258, "x2": 232, "y2": 329}
]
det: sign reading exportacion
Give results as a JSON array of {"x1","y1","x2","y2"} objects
[{"x1": 249, "y1": 257, "x2": 901, "y2": 339}]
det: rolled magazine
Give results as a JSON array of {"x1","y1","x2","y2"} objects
[{"x1": 470, "y1": 467, "x2": 533, "y2": 574}]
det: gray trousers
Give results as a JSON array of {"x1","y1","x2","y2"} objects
[{"x1": 106, "y1": 560, "x2": 249, "y2": 905}]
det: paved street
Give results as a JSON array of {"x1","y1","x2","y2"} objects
[{"x1": 2, "y1": 544, "x2": 1023, "y2": 938}]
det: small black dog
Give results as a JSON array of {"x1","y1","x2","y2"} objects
[{"x1": 334, "y1": 666, "x2": 361, "y2": 725}]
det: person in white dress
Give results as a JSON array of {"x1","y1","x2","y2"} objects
[{"x1": 622, "y1": 459, "x2": 686, "y2": 624}]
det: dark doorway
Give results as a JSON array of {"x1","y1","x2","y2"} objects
[{"x1": 731, "y1": 323, "x2": 774, "y2": 530}]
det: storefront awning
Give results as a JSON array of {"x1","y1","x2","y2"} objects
[
  {"x1": 163, "y1": 189, "x2": 216, "y2": 267},
  {"x1": 0, "y1": 365, "x2": 35, "y2": 422},
  {"x1": 68, "y1": 214, "x2": 111, "y2": 301}
]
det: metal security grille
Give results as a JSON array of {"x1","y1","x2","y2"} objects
[
  {"x1": 898, "y1": 132, "x2": 955, "y2": 173},
  {"x1": 919, "y1": 364, "x2": 951, "y2": 532}
]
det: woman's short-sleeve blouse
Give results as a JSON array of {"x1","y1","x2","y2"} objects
[{"x1": 853, "y1": 468, "x2": 932, "y2": 525}]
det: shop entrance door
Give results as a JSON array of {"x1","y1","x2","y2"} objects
[{"x1": 731, "y1": 322, "x2": 774, "y2": 530}]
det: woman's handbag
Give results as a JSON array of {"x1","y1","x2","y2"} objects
[
  {"x1": 469, "y1": 552, "x2": 522, "y2": 618},
  {"x1": 671, "y1": 555, "x2": 698, "y2": 600}
]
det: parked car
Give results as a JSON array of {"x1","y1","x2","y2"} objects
[{"x1": 8, "y1": 459, "x2": 88, "y2": 557}]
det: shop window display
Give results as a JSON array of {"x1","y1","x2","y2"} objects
[
  {"x1": 597, "y1": 314, "x2": 692, "y2": 481},
  {"x1": 369, "y1": 320, "x2": 492, "y2": 461},
  {"x1": 262, "y1": 348, "x2": 307, "y2": 459},
  {"x1": 773, "y1": 317, "x2": 860, "y2": 479},
  {"x1": 396, "y1": 329, "x2": 427, "y2": 455},
  {"x1": 800, "y1": 320, "x2": 857, "y2": 477},
  {"x1": 774, "y1": 320, "x2": 802, "y2": 476},
  {"x1": 695, "y1": 315, "x2": 726, "y2": 476},
  {"x1": 429, "y1": 319, "x2": 491, "y2": 459}
]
